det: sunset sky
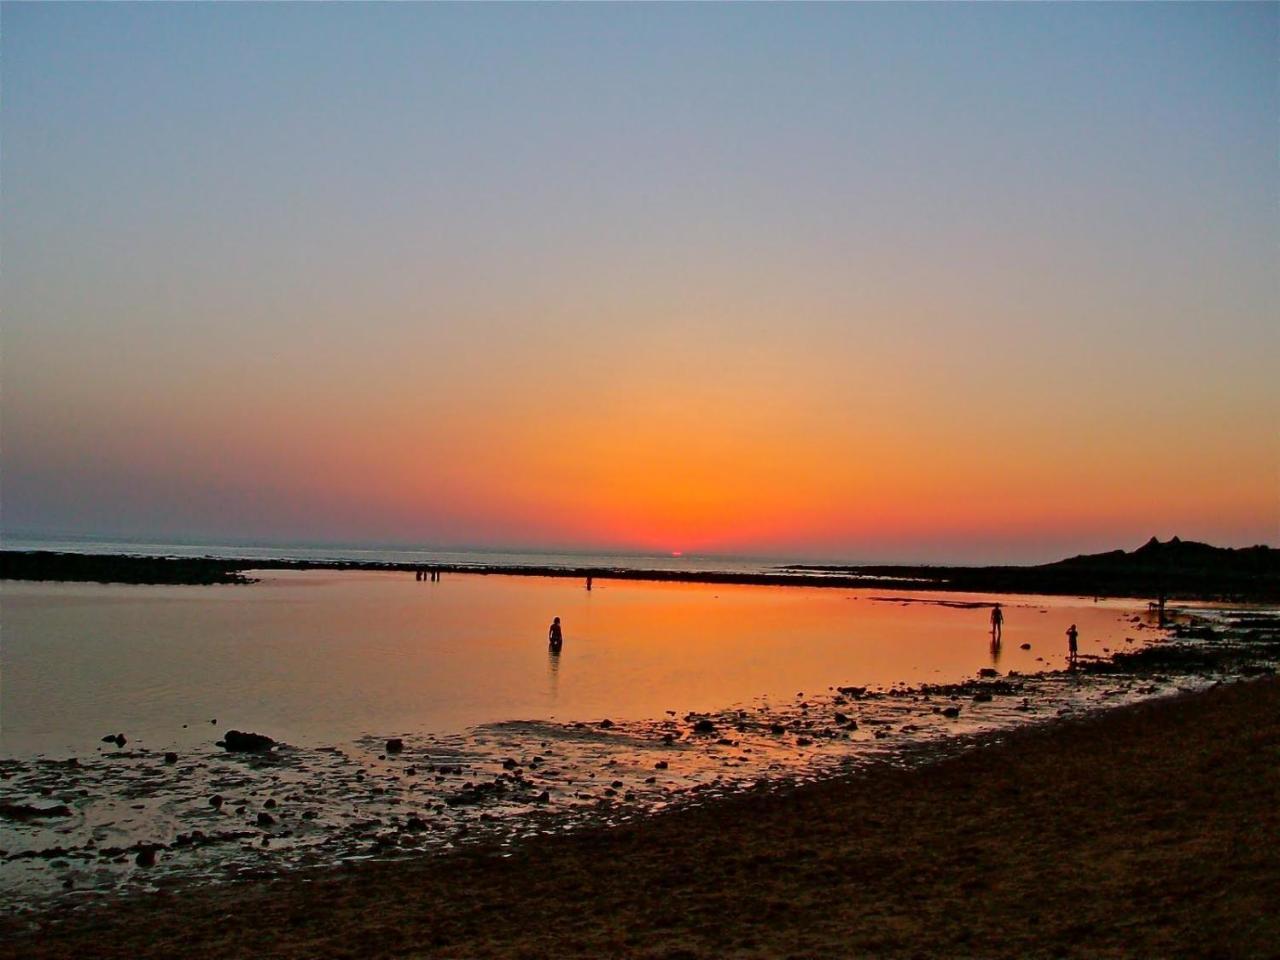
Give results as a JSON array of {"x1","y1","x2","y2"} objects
[{"x1": 2, "y1": 3, "x2": 1276, "y2": 563}]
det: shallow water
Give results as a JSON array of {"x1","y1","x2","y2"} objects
[{"x1": 2, "y1": 570, "x2": 1152, "y2": 755}]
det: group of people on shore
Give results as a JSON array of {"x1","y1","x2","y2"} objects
[{"x1": 990, "y1": 603, "x2": 1079, "y2": 664}]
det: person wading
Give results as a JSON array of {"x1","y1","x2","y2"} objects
[{"x1": 548, "y1": 616, "x2": 564, "y2": 652}]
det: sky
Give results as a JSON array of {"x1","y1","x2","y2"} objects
[{"x1": 2, "y1": 3, "x2": 1276, "y2": 564}]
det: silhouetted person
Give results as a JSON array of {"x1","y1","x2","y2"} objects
[
  {"x1": 990, "y1": 604, "x2": 1004, "y2": 641},
  {"x1": 586, "y1": 575, "x2": 593, "y2": 591},
  {"x1": 548, "y1": 616, "x2": 563, "y2": 652},
  {"x1": 1066, "y1": 623, "x2": 1079, "y2": 665},
  {"x1": 415, "y1": 569, "x2": 422, "y2": 581}
]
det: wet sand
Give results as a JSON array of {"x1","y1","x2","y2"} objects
[{"x1": 4, "y1": 676, "x2": 1275, "y2": 959}]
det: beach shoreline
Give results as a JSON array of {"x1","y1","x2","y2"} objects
[{"x1": 2, "y1": 675, "x2": 1275, "y2": 958}]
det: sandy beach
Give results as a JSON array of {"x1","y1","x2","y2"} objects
[{"x1": 4, "y1": 675, "x2": 1275, "y2": 959}]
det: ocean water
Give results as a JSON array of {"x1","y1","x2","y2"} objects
[{"x1": 1, "y1": 568, "x2": 1151, "y2": 756}]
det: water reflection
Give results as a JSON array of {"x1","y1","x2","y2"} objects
[
  {"x1": 547, "y1": 647, "x2": 561, "y2": 700},
  {"x1": 989, "y1": 635, "x2": 1002, "y2": 666}
]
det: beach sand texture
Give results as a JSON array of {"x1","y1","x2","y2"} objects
[{"x1": 3, "y1": 676, "x2": 1275, "y2": 959}]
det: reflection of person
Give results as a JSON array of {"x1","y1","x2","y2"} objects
[
  {"x1": 548, "y1": 616, "x2": 563, "y2": 651},
  {"x1": 1066, "y1": 623, "x2": 1079, "y2": 663},
  {"x1": 990, "y1": 604, "x2": 1004, "y2": 641}
]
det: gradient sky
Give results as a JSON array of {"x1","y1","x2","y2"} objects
[{"x1": 2, "y1": 3, "x2": 1276, "y2": 563}]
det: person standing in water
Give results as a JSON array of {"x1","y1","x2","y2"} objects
[
  {"x1": 1066, "y1": 623, "x2": 1079, "y2": 664},
  {"x1": 548, "y1": 616, "x2": 563, "y2": 651},
  {"x1": 990, "y1": 604, "x2": 1004, "y2": 642}
]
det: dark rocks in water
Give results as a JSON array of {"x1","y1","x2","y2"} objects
[
  {"x1": 1020, "y1": 643, "x2": 1032, "y2": 650},
  {"x1": 661, "y1": 733, "x2": 675, "y2": 744},
  {"x1": 796, "y1": 738, "x2": 813, "y2": 747},
  {"x1": 209, "y1": 795, "x2": 224, "y2": 809},
  {"x1": 942, "y1": 706, "x2": 961, "y2": 718},
  {"x1": 973, "y1": 692, "x2": 993, "y2": 703},
  {"x1": 502, "y1": 758, "x2": 518, "y2": 770},
  {"x1": 833, "y1": 712, "x2": 851, "y2": 725},
  {"x1": 0, "y1": 802, "x2": 72, "y2": 821},
  {"x1": 101, "y1": 733, "x2": 126, "y2": 748},
  {"x1": 385, "y1": 738, "x2": 404, "y2": 753},
  {"x1": 257, "y1": 811, "x2": 275, "y2": 827},
  {"x1": 692, "y1": 719, "x2": 716, "y2": 734},
  {"x1": 218, "y1": 730, "x2": 276, "y2": 752},
  {"x1": 655, "y1": 760, "x2": 669, "y2": 770},
  {"x1": 264, "y1": 798, "x2": 277, "y2": 809},
  {"x1": 770, "y1": 724, "x2": 787, "y2": 735},
  {"x1": 135, "y1": 847, "x2": 158, "y2": 868},
  {"x1": 598, "y1": 719, "x2": 615, "y2": 729},
  {"x1": 533, "y1": 791, "x2": 550, "y2": 804},
  {"x1": 405, "y1": 815, "x2": 428, "y2": 831},
  {"x1": 837, "y1": 686, "x2": 867, "y2": 699},
  {"x1": 978, "y1": 668, "x2": 1000, "y2": 678},
  {"x1": 164, "y1": 752, "x2": 178, "y2": 764}
]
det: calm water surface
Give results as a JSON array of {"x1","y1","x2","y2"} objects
[{"x1": 1, "y1": 571, "x2": 1152, "y2": 756}]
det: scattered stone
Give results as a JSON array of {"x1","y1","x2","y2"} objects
[
  {"x1": 0, "y1": 802, "x2": 72, "y2": 821},
  {"x1": 100, "y1": 734, "x2": 126, "y2": 748},
  {"x1": 135, "y1": 846, "x2": 158, "y2": 867},
  {"x1": 1020, "y1": 643, "x2": 1032, "y2": 650},
  {"x1": 264, "y1": 798, "x2": 277, "y2": 809},
  {"x1": 218, "y1": 730, "x2": 276, "y2": 752},
  {"x1": 692, "y1": 719, "x2": 716, "y2": 734},
  {"x1": 257, "y1": 812, "x2": 275, "y2": 827},
  {"x1": 978, "y1": 668, "x2": 999, "y2": 678},
  {"x1": 164, "y1": 752, "x2": 178, "y2": 764},
  {"x1": 386, "y1": 738, "x2": 404, "y2": 753},
  {"x1": 209, "y1": 795, "x2": 224, "y2": 809},
  {"x1": 655, "y1": 760, "x2": 669, "y2": 770},
  {"x1": 942, "y1": 706, "x2": 961, "y2": 718},
  {"x1": 598, "y1": 719, "x2": 615, "y2": 729}
]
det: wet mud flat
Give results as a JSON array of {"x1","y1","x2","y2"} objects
[{"x1": 2, "y1": 609, "x2": 1276, "y2": 927}]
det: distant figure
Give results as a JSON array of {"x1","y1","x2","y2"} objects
[
  {"x1": 990, "y1": 604, "x2": 1004, "y2": 641},
  {"x1": 1066, "y1": 623, "x2": 1079, "y2": 664},
  {"x1": 415, "y1": 569, "x2": 422, "y2": 581},
  {"x1": 586, "y1": 575, "x2": 593, "y2": 591},
  {"x1": 548, "y1": 616, "x2": 563, "y2": 651}
]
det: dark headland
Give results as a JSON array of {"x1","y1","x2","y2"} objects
[{"x1": 2, "y1": 536, "x2": 1277, "y2": 601}]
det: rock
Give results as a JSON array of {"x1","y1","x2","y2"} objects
[
  {"x1": 661, "y1": 733, "x2": 675, "y2": 744},
  {"x1": 533, "y1": 791, "x2": 550, "y2": 804},
  {"x1": 942, "y1": 706, "x2": 961, "y2": 718},
  {"x1": 264, "y1": 798, "x2": 277, "y2": 809},
  {"x1": 385, "y1": 738, "x2": 404, "y2": 753},
  {"x1": 834, "y1": 712, "x2": 850, "y2": 724},
  {"x1": 973, "y1": 692, "x2": 993, "y2": 703},
  {"x1": 796, "y1": 738, "x2": 813, "y2": 746},
  {"x1": 257, "y1": 811, "x2": 275, "y2": 827},
  {"x1": 164, "y1": 752, "x2": 178, "y2": 764},
  {"x1": 655, "y1": 760, "x2": 669, "y2": 770},
  {"x1": 1020, "y1": 643, "x2": 1031, "y2": 650},
  {"x1": 405, "y1": 815, "x2": 428, "y2": 830},
  {"x1": 692, "y1": 719, "x2": 716, "y2": 734},
  {"x1": 978, "y1": 668, "x2": 999, "y2": 678},
  {"x1": 100, "y1": 733, "x2": 126, "y2": 748},
  {"x1": 218, "y1": 730, "x2": 276, "y2": 752},
  {"x1": 0, "y1": 802, "x2": 72, "y2": 821},
  {"x1": 135, "y1": 847, "x2": 157, "y2": 868},
  {"x1": 502, "y1": 758, "x2": 518, "y2": 770},
  {"x1": 598, "y1": 719, "x2": 615, "y2": 729},
  {"x1": 770, "y1": 724, "x2": 787, "y2": 735},
  {"x1": 209, "y1": 795, "x2": 224, "y2": 809}
]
